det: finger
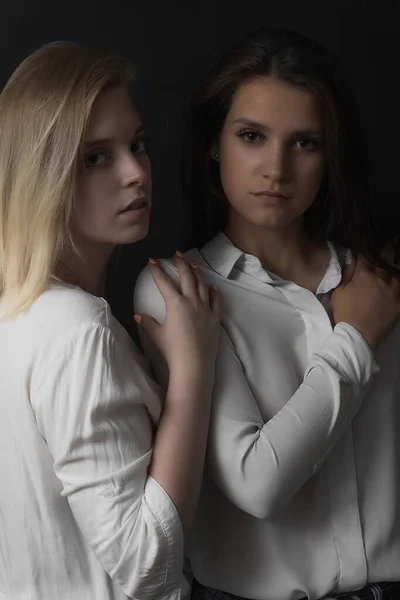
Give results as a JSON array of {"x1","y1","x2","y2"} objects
[
  {"x1": 209, "y1": 284, "x2": 220, "y2": 317},
  {"x1": 190, "y1": 263, "x2": 210, "y2": 305},
  {"x1": 341, "y1": 258, "x2": 357, "y2": 285},
  {"x1": 356, "y1": 255, "x2": 375, "y2": 272},
  {"x1": 147, "y1": 259, "x2": 178, "y2": 301},
  {"x1": 174, "y1": 251, "x2": 198, "y2": 302},
  {"x1": 133, "y1": 314, "x2": 160, "y2": 341}
]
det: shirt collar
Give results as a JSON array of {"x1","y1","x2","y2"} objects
[
  {"x1": 316, "y1": 242, "x2": 351, "y2": 295},
  {"x1": 200, "y1": 231, "x2": 353, "y2": 294},
  {"x1": 200, "y1": 231, "x2": 244, "y2": 278}
]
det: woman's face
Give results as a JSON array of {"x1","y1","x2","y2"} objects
[
  {"x1": 215, "y1": 76, "x2": 325, "y2": 232},
  {"x1": 74, "y1": 86, "x2": 152, "y2": 249}
]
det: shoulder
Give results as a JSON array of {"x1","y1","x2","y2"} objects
[
  {"x1": 34, "y1": 281, "x2": 111, "y2": 333},
  {"x1": 133, "y1": 248, "x2": 211, "y2": 320},
  {"x1": 133, "y1": 260, "x2": 173, "y2": 323},
  {"x1": 20, "y1": 282, "x2": 115, "y2": 360},
  {"x1": 31, "y1": 283, "x2": 160, "y2": 396},
  {"x1": 1, "y1": 282, "x2": 141, "y2": 396}
]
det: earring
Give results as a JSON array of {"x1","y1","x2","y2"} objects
[{"x1": 214, "y1": 152, "x2": 220, "y2": 161}]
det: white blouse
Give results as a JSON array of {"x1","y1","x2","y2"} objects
[
  {"x1": 0, "y1": 281, "x2": 183, "y2": 600},
  {"x1": 134, "y1": 232, "x2": 400, "y2": 600}
]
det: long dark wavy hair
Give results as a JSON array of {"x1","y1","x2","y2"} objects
[{"x1": 183, "y1": 26, "x2": 399, "y2": 272}]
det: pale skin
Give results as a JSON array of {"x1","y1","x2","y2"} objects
[
  {"x1": 57, "y1": 86, "x2": 220, "y2": 533},
  {"x1": 213, "y1": 76, "x2": 400, "y2": 349}
]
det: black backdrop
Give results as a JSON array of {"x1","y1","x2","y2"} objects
[{"x1": 1, "y1": 1, "x2": 398, "y2": 333}]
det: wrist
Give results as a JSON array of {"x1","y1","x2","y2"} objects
[
  {"x1": 168, "y1": 363, "x2": 215, "y2": 394},
  {"x1": 169, "y1": 352, "x2": 215, "y2": 376},
  {"x1": 336, "y1": 320, "x2": 377, "y2": 351}
]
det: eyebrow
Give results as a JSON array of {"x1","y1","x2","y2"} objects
[
  {"x1": 232, "y1": 117, "x2": 323, "y2": 137},
  {"x1": 84, "y1": 124, "x2": 145, "y2": 148}
]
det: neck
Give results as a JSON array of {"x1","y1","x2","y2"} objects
[
  {"x1": 56, "y1": 239, "x2": 115, "y2": 298},
  {"x1": 226, "y1": 213, "x2": 327, "y2": 284}
]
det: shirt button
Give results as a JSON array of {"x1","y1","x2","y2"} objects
[{"x1": 102, "y1": 488, "x2": 115, "y2": 499}]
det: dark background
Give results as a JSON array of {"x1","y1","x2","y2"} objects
[{"x1": 1, "y1": 1, "x2": 398, "y2": 333}]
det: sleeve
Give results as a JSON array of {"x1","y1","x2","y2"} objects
[
  {"x1": 32, "y1": 323, "x2": 183, "y2": 600},
  {"x1": 134, "y1": 265, "x2": 380, "y2": 520}
]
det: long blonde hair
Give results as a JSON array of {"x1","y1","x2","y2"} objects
[{"x1": 0, "y1": 42, "x2": 134, "y2": 318}]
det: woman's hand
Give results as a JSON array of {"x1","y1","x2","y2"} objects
[
  {"x1": 332, "y1": 257, "x2": 400, "y2": 349},
  {"x1": 135, "y1": 254, "x2": 220, "y2": 379}
]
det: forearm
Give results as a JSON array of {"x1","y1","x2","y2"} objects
[
  {"x1": 36, "y1": 324, "x2": 186, "y2": 599},
  {"x1": 149, "y1": 370, "x2": 213, "y2": 534},
  {"x1": 210, "y1": 323, "x2": 379, "y2": 518}
]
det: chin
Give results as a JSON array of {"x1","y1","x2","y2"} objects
[
  {"x1": 252, "y1": 205, "x2": 308, "y2": 228},
  {"x1": 115, "y1": 223, "x2": 150, "y2": 245},
  {"x1": 249, "y1": 215, "x2": 296, "y2": 230}
]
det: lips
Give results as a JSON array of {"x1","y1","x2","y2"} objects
[
  {"x1": 119, "y1": 197, "x2": 148, "y2": 213},
  {"x1": 252, "y1": 190, "x2": 289, "y2": 199}
]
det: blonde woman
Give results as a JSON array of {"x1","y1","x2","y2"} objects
[{"x1": 0, "y1": 43, "x2": 219, "y2": 600}]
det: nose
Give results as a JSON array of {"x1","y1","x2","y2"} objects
[
  {"x1": 120, "y1": 151, "x2": 150, "y2": 187},
  {"x1": 262, "y1": 141, "x2": 288, "y2": 182}
]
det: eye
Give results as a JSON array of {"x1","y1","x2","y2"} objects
[
  {"x1": 295, "y1": 138, "x2": 319, "y2": 150},
  {"x1": 84, "y1": 151, "x2": 109, "y2": 167},
  {"x1": 237, "y1": 130, "x2": 264, "y2": 144},
  {"x1": 131, "y1": 138, "x2": 149, "y2": 154}
]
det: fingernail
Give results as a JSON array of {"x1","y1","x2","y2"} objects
[
  {"x1": 134, "y1": 314, "x2": 142, "y2": 325},
  {"x1": 148, "y1": 258, "x2": 157, "y2": 264},
  {"x1": 190, "y1": 262, "x2": 197, "y2": 269},
  {"x1": 175, "y1": 250, "x2": 184, "y2": 258},
  {"x1": 212, "y1": 284, "x2": 218, "y2": 291}
]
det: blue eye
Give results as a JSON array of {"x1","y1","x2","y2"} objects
[
  {"x1": 131, "y1": 139, "x2": 149, "y2": 154},
  {"x1": 84, "y1": 151, "x2": 109, "y2": 167},
  {"x1": 237, "y1": 130, "x2": 264, "y2": 144}
]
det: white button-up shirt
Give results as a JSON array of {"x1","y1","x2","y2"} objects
[
  {"x1": 0, "y1": 281, "x2": 183, "y2": 600},
  {"x1": 134, "y1": 232, "x2": 400, "y2": 600}
]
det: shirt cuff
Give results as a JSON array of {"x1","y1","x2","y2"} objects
[
  {"x1": 144, "y1": 476, "x2": 184, "y2": 598},
  {"x1": 312, "y1": 322, "x2": 380, "y2": 389}
]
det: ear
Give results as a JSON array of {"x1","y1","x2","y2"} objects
[{"x1": 210, "y1": 145, "x2": 220, "y2": 162}]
